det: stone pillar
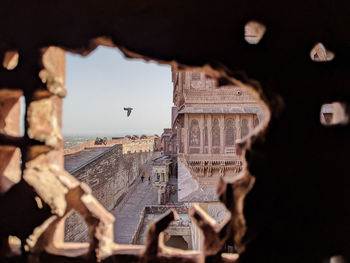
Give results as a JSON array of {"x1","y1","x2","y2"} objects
[
  {"x1": 249, "y1": 114, "x2": 254, "y2": 131},
  {"x1": 184, "y1": 114, "x2": 189, "y2": 154},
  {"x1": 199, "y1": 115, "x2": 204, "y2": 154},
  {"x1": 219, "y1": 115, "x2": 225, "y2": 154},
  {"x1": 207, "y1": 115, "x2": 212, "y2": 153},
  {"x1": 236, "y1": 115, "x2": 241, "y2": 140}
]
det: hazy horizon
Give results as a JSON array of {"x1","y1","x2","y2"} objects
[{"x1": 62, "y1": 46, "x2": 173, "y2": 136}]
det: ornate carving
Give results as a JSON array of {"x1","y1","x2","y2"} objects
[
  {"x1": 212, "y1": 119, "x2": 220, "y2": 147},
  {"x1": 241, "y1": 118, "x2": 249, "y2": 138},
  {"x1": 225, "y1": 119, "x2": 235, "y2": 146},
  {"x1": 189, "y1": 119, "x2": 200, "y2": 146},
  {"x1": 186, "y1": 158, "x2": 242, "y2": 177}
]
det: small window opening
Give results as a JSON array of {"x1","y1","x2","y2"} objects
[
  {"x1": 244, "y1": 21, "x2": 266, "y2": 44},
  {"x1": 20, "y1": 96, "x2": 25, "y2": 136},
  {"x1": 310, "y1": 43, "x2": 335, "y2": 62},
  {"x1": 320, "y1": 102, "x2": 348, "y2": 126}
]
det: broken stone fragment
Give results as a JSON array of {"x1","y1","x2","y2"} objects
[
  {"x1": 23, "y1": 165, "x2": 68, "y2": 217},
  {"x1": 40, "y1": 47, "x2": 67, "y2": 97},
  {"x1": 27, "y1": 96, "x2": 64, "y2": 148}
]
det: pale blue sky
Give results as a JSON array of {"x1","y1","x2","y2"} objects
[{"x1": 62, "y1": 46, "x2": 173, "y2": 136}]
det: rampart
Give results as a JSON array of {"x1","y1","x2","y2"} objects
[
  {"x1": 64, "y1": 138, "x2": 156, "y2": 242},
  {"x1": 63, "y1": 136, "x2": 157, "y2": 155}
]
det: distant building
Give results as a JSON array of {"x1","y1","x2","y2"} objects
[
  {"x1": 154, "y1": 69, "x2": 266, "y2": 251},
  {"x1": 151, "y1": 155, "x2": 172, "y2": 204},
  {"x1": 160, "y1": 128, "x2": 172, "y2": 155},
  {"x1": 172, "y1": 69, "x2": 265, "y2": 202}
]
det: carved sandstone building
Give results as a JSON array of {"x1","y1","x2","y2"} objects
[{"x1": 173, "y1": 70, "x2": 264, "y2": 201}]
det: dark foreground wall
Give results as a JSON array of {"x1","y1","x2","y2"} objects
[{"x1": 65, "y1": 145, "x2": 154, "y2": 242}]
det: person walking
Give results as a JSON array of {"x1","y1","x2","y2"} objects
[
  {"x1": 142, "y1": 172, "x2": 146, "y2": 183},
  {"x1": 148, "y1": 175, "x2": 151, "y2": 184},
  {"x1": 141, "y1": 173, "x2": 144, "y2": 182}
]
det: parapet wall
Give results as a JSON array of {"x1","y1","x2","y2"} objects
[
  {"x1": 64, "y1": 136, "x2": 157, "y2": 156},
  {"x1": 65, "y1": 144, "x2": 154, "y2": 242}
]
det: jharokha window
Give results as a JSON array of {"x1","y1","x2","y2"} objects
[
  {"x1": 241, "y1": 118, "x2": 249, "y2": 138},
  {"x1": 225, "y1": 119, "x2": 235, "y2": 146},
  {"x1": 212, "y1": 118, "x2": 220, "y2": 147},
  {"x1": 189, "y1": 119, "x2": 200, "y2": 146}
]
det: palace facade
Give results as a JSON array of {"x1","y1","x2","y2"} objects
[{"x1": 172, "y1": 69, "x2": 265, "y2": 201}]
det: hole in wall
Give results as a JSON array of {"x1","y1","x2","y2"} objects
[
  {"x1": 20, "y1": 96, "x2": 25, "y2": 136},
  {"x1": 61, "y1": 45, "x2": 267, "y2": 253},
  {"x1": 244, "y1": 21, "x2": 266, "y2": 44},
  {"x1": 320, "y1": 102, "x2": 348, "y2": 126},
  {"x1": 64, "y1": 210, "x2": 89, "y2": 242},
  {"x1": 63, "y1": 46, "x2": 171, "y2": 244},
  {"x1": 310, "y1": 43, "x2": 335, "y2": 62}
]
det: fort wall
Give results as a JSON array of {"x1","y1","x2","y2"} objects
[
  {"x1": 64, "y1": 140, "x2": 156, "y2": 242},
  {"x1": 63, "y1": 136, "x2": 157, "y2": 155}
]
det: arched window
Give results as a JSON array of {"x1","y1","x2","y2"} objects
[
  {"x1": 189, "y1": 119, "x2": 200, "y2": 146},
  {"x1": 212, "y1": 119, "x2": 220, "y2": 147},
  {"x1": 241, "y1": 118, "x2": 249, "y2": 138},
  {"x1": 253, "y1": 115, "x2": 259, "y2": 128},
  {"x1": 225, "y1": 119, "x2": 235, "y2": 146}
]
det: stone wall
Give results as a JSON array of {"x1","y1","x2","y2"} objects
[
  {"x1": 65, "y1": 144, "x2": 154, "y2": 242},
  {"x1": 63, "y1": 136, "x2": 157, "y2": 156}
]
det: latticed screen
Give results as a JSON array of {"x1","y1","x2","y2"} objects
[
  {"x1": 225, "y1": 119, "x2": 235, "y2": 146},
  {"x1": 212, "y1": 119, "x2": 220, "y2": 147},
  {"x1": 241, "y1": 118, "x2": 249, "y2": 138},
  {"x1": 191, "y1": 72, "x2": 201, "y2": 81},
  {"x1": 189, "y1": 119, "x2": 200, "y2": 146}
]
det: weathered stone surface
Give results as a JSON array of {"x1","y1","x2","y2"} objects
[
  {"x1": 40, "y1": 47, "x2": 66, "y2": 97},
  {"x1": 0, "y1": 146, "x2": 21, "y2": 194},
  {"x1": 27, "y1": 96, "x2": 63, "y2": 148},
  {"x1": 2, "y1": 51, "x2": 19, "y2": 70},
  {"x1": 0, "y1": 90, "x2": 21, "y2": 136}
]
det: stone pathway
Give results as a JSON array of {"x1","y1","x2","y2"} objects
[
  {"x1": 168, "y1": 175, "x2": 179, "y2": 204},
  {"x1": 113, "y1": 154, "x2": 159, "y2": 244},
  {"x1": 64, "y1": 147, "x2": 111, "y2": 172}
]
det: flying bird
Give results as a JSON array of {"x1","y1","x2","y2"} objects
[{"x1": 124, "y1": 107, "x2": 133, "y2": 117}]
